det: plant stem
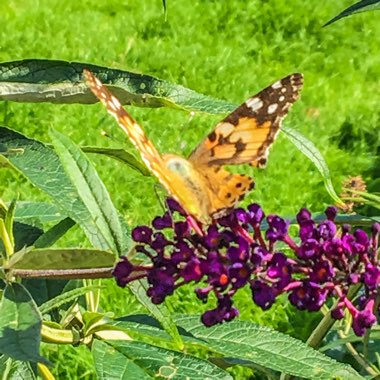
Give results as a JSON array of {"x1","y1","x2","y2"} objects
[
  {"x1": 41, "y1": 323, "x2": 81, "y2": 344},
  {"x1": 10, "y1": 267, "x2": 113, "y2": 279}
]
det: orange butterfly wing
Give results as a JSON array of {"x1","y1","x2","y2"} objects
[
  {"x1": 189, "y1": 73, "x2": 304, "y2": 167},
  {"x1": 189, "y1": 73, "x2": 304, "y2": 218},
  {"x1": 84, "y1": 70, "x2": 176, "y2": 197}
]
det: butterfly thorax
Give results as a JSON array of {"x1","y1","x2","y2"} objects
[{"x1": 162, "y1": 154, "x2": 212, "y2": 224}]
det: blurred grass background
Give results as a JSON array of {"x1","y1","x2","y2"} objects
[{"x1": 0, "y1": 0, "x2": 379, "y2": 378}]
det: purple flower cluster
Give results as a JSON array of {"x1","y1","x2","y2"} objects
[{"x1": 113, "y1": 200, "x2": 380, "y2": 336}]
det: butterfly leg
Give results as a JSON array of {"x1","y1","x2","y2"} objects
[{"x1": 186, "y1": 215, "x2": 205, "y2": 236}]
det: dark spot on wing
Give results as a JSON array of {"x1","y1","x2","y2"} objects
[
  {"x1": 218, "y1": 134, "x2": 229, "y2": 145},
  {"x1": 235, "y1": 139, "x2": 246, "y2": 153},
  {"x1": 258, "y1": 158, "x2": 267, "y2": 167},
  {"x1": 208, "y1": 131, "x2": 217, "y2": 142},
  {"x1": 235, "y1": 182, "x2": 242, "y2": 188},
  {"x1": 224, "y1": 105, "x2": 250, "y2": 126}
]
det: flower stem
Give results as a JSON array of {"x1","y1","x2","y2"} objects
[{"x1": 307, "y1": 284, "x2": 362, "y2": 349}]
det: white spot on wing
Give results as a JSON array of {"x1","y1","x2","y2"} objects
[
  {"x1": 108, "y1": 98, "x2": 119, "y2": 112},
  {"x1": 267, "y1": 103, "x2": 278, "y2": 114},
  {"x1": 246, "y1": 97, "x2": 263, "y2": 111},
  {"x1": 279, "y1": 95, "x2": 285, "y2": 102},
  {"x1": 218, "y1": 122, "x2": 234, "y2": 135},
  {"x1": 272, "y1": 80, "x2": 282, "y2": 89}
]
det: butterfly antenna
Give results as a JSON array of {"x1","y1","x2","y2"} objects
[
  {"x1": 163, "y1": 196, "x2": 177, "y2": 230},
  {"x1": 153, "y1": 183, "x2": 166, "y2": 213}
]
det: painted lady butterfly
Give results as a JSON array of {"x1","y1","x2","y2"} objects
[{"x1": 84, "y1": 70, "x2": 303, "y2": 224}]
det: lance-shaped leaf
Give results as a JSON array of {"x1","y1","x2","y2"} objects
[
  {"x1": 82, "y1": 146, "x2": 150, "y2": 177},
  {"x1": 14, "y1": 201, "x2": 65, "y2": 224},
  {"x1": 325, "y1": 0, "x2": 380, "y2": 26},
  {"x1": 39, "y1": 285, "x2": 104, "y2": 315},
  {"x1": 92, "y1": 339, "x2": 232, "y2": 380},
  {"x1": 33, "y1": 217, "x2": 76, "y2": 249},
  {"x1": 49, "y1": 128, "x2": 128, "y2": 255},
  {"x1": 0, "y1": 126, "x2": 128, "y2": 253},
  {"x1": 173, "y1": 315, "x2": 363, "y2": 380},
  {"x1": 7, "y1": 248, "x2": 116, "y2": 270},
  {"x1": 13, "y1": 222, "x2": 43, "y2": 252},
  {"x1": 0, "y1": 283, "x2": 43, "y2": 362},
  {"x1": 0, "y1": 59, "x2": 233, "y2": 113},
  {"x1": 282, "y1": 126, "x2": 344, "y2": 206}
]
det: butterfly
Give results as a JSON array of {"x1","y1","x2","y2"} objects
[{"x1": 84, "y1": 70, "x2": 303, "y2": 225}]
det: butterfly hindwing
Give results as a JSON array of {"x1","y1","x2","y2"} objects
[
  {"x1": 189, "y1": 73, "x2": 304, "y2": 168},
  {"x1": 197, "y1": 166, "x2": 255, "y2": 218}
]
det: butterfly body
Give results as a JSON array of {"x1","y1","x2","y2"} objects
[
  {"x1": 162, "y1": 154, "x2": 212, "y2": 223},
  {"x1": 84, "y1": 70, "x2": 303, "y2": 225}
]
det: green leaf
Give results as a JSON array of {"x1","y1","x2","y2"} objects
[
  {"x1": 128, "y1": 281, "x2": 183, "y2": 350},
  {"x1": 173, "y1": 315, "x2": 363, "y2": 380},
  {"x1": 0, "y1": 59, "x2": 233, "y2": 114},
  {"x1": 325, "y1": 0, "x2": 380, "y2": 26},
  {"x1": 352, "y1": 191, "x2": 380, "y2": 209},
  {"x1": 111, "y1": 314, "x2": 177, "y2": 343},
  {"x1": 82, "y1": 146, "x2": 150, "y2": 176},
  {"x1": 4, "y1": 200, "x2": 16, "y2": 250},
  {"x1": 39, "y1": 285, "x2": 103, "y2": 315},
  {"x1": 282, "y1": 126, "x2": 344, "y2": 206},
  {"x1": 0, "y1": 283, "x2": 43, "y2": 362},
  {"x1": 0, "y1": 356, "x2": 36, "y2": 380},
  {"x1": 7, "y1": 248, "x2": 116, "y2": 270},
  {"x1": 14, "y1": 202, "x2": 65, "y2": 224},
  {"x1": 22, "y1": 279, "x2": 67, "y2": 307},
  {"x1": 33, "y1": 217, "x2": 76, "y2": 249},
  {"x1": 92, "y1": 340, "x2": 151, "y2": 380},
  {"x1": 0, "y1": 126, "x2": 122, "y2": 251},
  {"x1": 92, "y1": 339, "x2": 232, "y2": 380},
  {"x1": 83, "y1": 311, "x2": 108, "y2": 334},
  {"x1": 315, "y1": 213, "x2": 379, "y2": 227},
  {"x1": 13, "y1": 222, "x2": 43, "y2": 252},
  {"x1": 49, "y1": 128, "x2": 128, "y2": 255}
]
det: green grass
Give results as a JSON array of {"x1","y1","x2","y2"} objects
[{"x1": 1, "y1": 0, "x2": 379, "y2": 378}]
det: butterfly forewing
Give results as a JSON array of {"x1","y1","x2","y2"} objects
[
  {"x1": 188, "y1": 73, "x2": 303, "y2": 217},
  {"x1": 189, "y1": 73, "x2": 304, "y2": 168},
  {"x1": 83, "y1": 70, "x2": 176, "y2": 198}
]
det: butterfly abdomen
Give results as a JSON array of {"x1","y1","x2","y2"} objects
[{"x1": 163, "y1": 154, "x2": 212, "y2": 224}]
